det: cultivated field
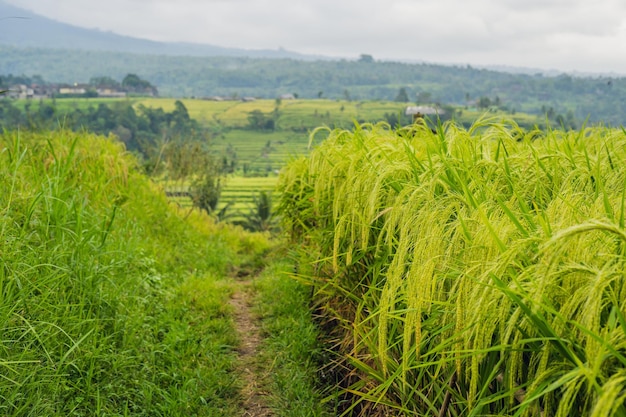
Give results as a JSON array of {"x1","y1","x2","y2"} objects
[
  {"x1": 2, "y1": 99, "x2": 611, "y2": 415},
  {"x1": 134, "y1": 98, "x2": 410, "y2": 129},
  {"x1": 279, "y1": 117, "x2": 626, "y2": 416},
  {"x1": 163, "y1": 175, "x2": 278, "y2": 224},
  {"x1": 44, "y1": 97, "x2": 548, "y2": 225},
  {"x1": 219, "y1": 175, "x2": 278, "y2": 211}
]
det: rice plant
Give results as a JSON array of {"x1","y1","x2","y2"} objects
[{"x1": 278, "y1": 118, "x2": 626, "y2": 416}]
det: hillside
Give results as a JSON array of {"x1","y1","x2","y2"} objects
[
  {"x1": 1, "y1": 44, "x2": 625, "y2": 125},
  {"x1": 0, "y1": 130, "x2": 273, "y2": 414},
  {"x1": 0, "y1": 0, "x2": 312, "y2": 59}
]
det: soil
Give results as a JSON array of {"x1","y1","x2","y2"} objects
[{"x1": 230, "y1": 283, "x2": 274, "y2": 417}]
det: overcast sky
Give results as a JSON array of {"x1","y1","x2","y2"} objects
[{"x1": 6, "y1": 0, "x2": 626, "y2": 75}]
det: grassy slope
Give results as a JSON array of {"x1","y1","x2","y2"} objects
[{"x1": 0, "y1": 130, "x2": 270, "y2": 416}]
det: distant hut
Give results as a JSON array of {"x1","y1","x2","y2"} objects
[{"x1": 405, "y1": 105, "x2": 444, "y2": 121}]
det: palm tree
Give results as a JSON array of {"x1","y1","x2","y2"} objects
[{"x1": 242, "y1": 191, "x2": 278, "y2": 232}]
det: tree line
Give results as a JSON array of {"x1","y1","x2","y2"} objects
[
  {"x1": 0, "y1": 98, "x2": 235, "y2": 215},
  {"x1": 0, "y1": 99, "x2": 193, "y2": 156},
  {"x1": 1, "y1": 46, "x2": 625, "y2": 125}
]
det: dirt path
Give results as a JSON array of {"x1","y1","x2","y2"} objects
[{"x1": 230, "y1": 283, "x2": 273, "y2": 417}]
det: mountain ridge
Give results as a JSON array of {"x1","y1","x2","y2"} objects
[
  {"x1": 2, "y1": 0, "x2": 613, "y2": 78},
  {"x1": 0, "y1": 0, "x2": 319, "y2": 60}
]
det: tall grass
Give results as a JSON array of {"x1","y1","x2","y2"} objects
[
  {"x1": 278, "y1": 118, "x2": 626, "y2": 416},
  {"x1": 0, "y1": 130, "x2": 268, "y2": 415},
  {"x1": 252, "y1": 254, "x2": 334, "y2": 416}
]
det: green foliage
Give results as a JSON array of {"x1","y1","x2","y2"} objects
[
  {"x1": 252, "y1": 254, "x2": 333, "y2": 416},
  {"x1": 89, "y1": 75, "x2": 121, "y2": 88},
  {"x1": 477, "y1": 95, "x2": 492, "y2": 109},
  {"x1": 122, "y1": 73, "x2": 158, "y2": 96},
  {"x1": 0, "y1": 99, "x2": 206, "y2": 162},
  {"x1": 0, "y1": 73, "x2": 45, "y2": 87},
  {"x1": 240, "y1": 191, "x2": 278, "y2": 232},
  {"x1": 0, "y1": 129, "x2": 268, "y2": 416},
  {"x1": 394, "y1": 87, "x2": 409, "y2": 102},
  {"x1": 247, "y1": 109, "x2": 276, "y2": 131},
  {"x1": 278, "y1": 120, "x2": 626, "y2": 416},
  {"x1": 0, "y1": 46, "x2": 618, "y2": 125},
  {"x1": 190, "y1": 170, "x2": 223, "y2": 215}
]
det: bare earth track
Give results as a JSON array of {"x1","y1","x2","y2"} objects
[{"x1": 230, "y1": 282, "x2": 273, "y2": 417}]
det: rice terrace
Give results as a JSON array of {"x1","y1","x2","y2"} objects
[
  {"x1": 3, "y1": 102, "x2": 626, "y2": 415},
  {"x1": 3, "y1": 6, "x2": 626, "y2": 413}
]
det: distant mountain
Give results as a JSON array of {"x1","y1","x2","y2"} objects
[{"x1": 0, "y1": 0, "x2": 317, "y2": 59}]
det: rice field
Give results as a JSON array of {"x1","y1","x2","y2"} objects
[
  {"x1": 41, "y1": 97, "x2": 545, "y2": 179},
  {"x1": 220, "y1": 175, "x2": 278, "y2": 209},
  {"x1": 134, "y1": 98, "x2": 410, "y2": 130},
  {"x1": 165, "y1": 175, "x2": 278, "y2": 224},
  {"x1": 278, "y1": 118, "x2": 626, "y2": 416},
  {"x1": 211, "y1": 130, "x2": 310, "y2": 174}
]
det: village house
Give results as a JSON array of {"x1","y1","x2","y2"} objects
[
  {"x1": 8, "y1": 84, "x2": 34, "y2": 99},
  {"x1": 58, "y1": 84, "x2": 89, "y2": 95},
  {"x1": 405, "y1": 105, "x2": 445, "y2": 120},
  {"x1": 96, "y1": 88, "x2": 127, "y2": 98},
  {"x1": 5, "y1": 81, "x2": 138, "y2": 99},
  {"x1": 7, "y1": 84, "x2": 54, "y2": 99},
  {"x1": 204, "y1": 96, "x2": 256, "y2": 102}
]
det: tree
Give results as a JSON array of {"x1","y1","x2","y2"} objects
[
  {"x1": 395, "y1": 87, "x2": 409, "y2": 102},
  {"x1": 171, "y1": 100, "x2": 192, "y2": 133},
  {"x1": 122, "y1": 73, "x2": 157, "y2": 96},
  {"x1": 477, "y1": 96, "x2": 492, "y2": 110},
  {"x1": 247, "y1": 109, "x2": 266, "y2": 130},
  {"x1": 247, "y1": 109, "x2": 275, "y2": 131},
  {"x1": 122, "y1": 74, "x2": 147, "y2": 89},
  {"x1": 242, "y1": 191, "x2": 277, "y2": 232},
  {"x1": 173, "y1": 100, "x2": 190, "y2": 121},
  {"x1": 190, "y1": 172, "x2": 222, "y2": 215},
  {"x1": 358, "y1": 54, "x2": 374, "y2": 63},
  {"x1": 383, "y1": 112, "x2": 400, "y2": 127}
]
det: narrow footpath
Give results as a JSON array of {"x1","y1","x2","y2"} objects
[{"x1": 230, "y1": 281, "x2": 273, "y2": 417}]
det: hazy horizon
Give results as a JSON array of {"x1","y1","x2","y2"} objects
[{"x1": 3, "y1": 0, "x2": 626, "y2": 76}]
